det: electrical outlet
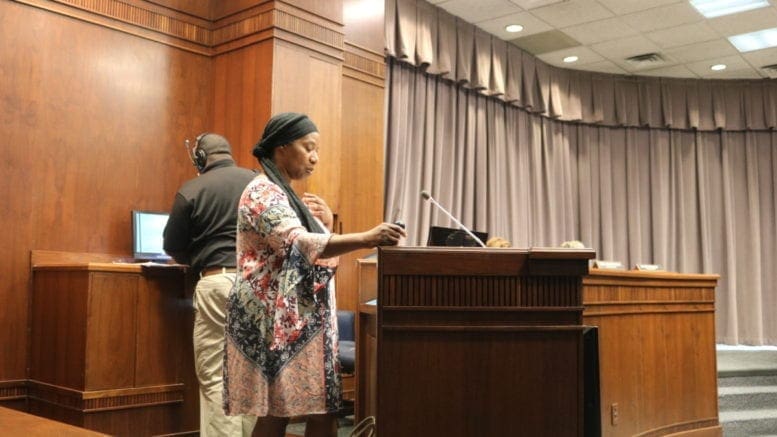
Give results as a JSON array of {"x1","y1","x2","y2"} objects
[{"x1": 611, "y1": 403, "x2": 619, "y2": 426}]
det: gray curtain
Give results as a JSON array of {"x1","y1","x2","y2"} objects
[{"x1": 385, "y1": 58, "x2": 777, "y2": 346}]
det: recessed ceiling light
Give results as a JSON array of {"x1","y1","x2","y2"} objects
[
  {"x1": 710, "y1": 64, "x2": 727, "y2": 71},
  {"x1": 728, "y1": 27, "x2": 777, "y2": 52},
  {"x1": 689, "y1": 0, "x2": 770, "y2": 18},
  {"x1": 563, "y1": 56, "x2": 579, "y2": 63},
  {"x1": 505, "y1": 24, "x2": 524, "y2": 33}
]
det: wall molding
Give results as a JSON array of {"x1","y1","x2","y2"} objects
[
  {"x1": 0, "y1": 380, "x2": 28, "y2": 401},
  {"x1": 344, "y1": 42, "x2": 385, "y2": 87},
  {"x1": 13, "y1": 0, "x2": 345, "y2": 56},
  {"x1": 27, "y1": 380, "x2": 184, "y2": 412}
]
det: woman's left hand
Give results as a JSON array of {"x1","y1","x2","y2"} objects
[{"x1": 303, "y1": 192, "x2": 334, "y2": 231}]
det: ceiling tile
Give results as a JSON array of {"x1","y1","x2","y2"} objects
[
  {"x1": 701, "y1": 67, "x2": 763, "y2": 79},
  {"x1": 536, "y1": 45, "x2": 605, "y2": 66},
  {"x1": 562, "y1": 17, "x2": 640, "y2": 45},
  {"x1": 508, "y1": 0, "x2": 566, "y2": 10},
  {"x1": 741, "y1": 46, "x2": 777, "y2": 69},
  {"x1": 638, "y1": 65, "x2": 699, "y2": 78},
  {"x1": 510, "y1": 29, "x2": 581, "y2": 54},
  {"x1": 590, "y1": 35, "x2": 662, "y2": 60},
  {"x1": 438, "y1": 0, "x2": 522, "y2": 23},
  {"x1": 596, "y1": 0, "x2": 683, "y2": 15},
  {"x1": 621, "y1": 2, "x2": 703, "y2": 33},
  {"x1": 423, "y1": 0, "x2": 770, "y2": 79},
  {"x1": 477, "y1": 11, "x2": 554, "y2": 39},
  {"x1": 707, "y1": 6, "x2": 777, "y2": 36},
  {"x1": 664, "y1": 39, "x2": 739, "y2": 63},
  {"x1": 646, "y1": 21, "x2": 718, "y2": 48},
  {"x1": 685, "y1": 54, "x2": 751, "y2": 77},
  {"x1": 529, "y1": 0, "x2": 614, "y2": 28},
  {"x1": 572, "y1": 60, "x2": 629, "y2": 74}
]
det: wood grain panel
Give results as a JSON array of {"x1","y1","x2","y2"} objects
[
  {"x1": 212, "y1": 0, "x2": 263, "y2": 20},
  {"x1": 379, "y1": 329, "x2": 583, "y2": 437},
  {"x1": 135, "y1": 274, "x2": 186, "y2": 386},
  {"x1": 0, "y1": 405, "x2": 108, "y2": 436},
  {"x1": 343, "y1": 0, "x2": 384, "y2": 53},
  {"x1": 0, "y1": 0, "x2": 210, "y2": 386},
  {"x1": 30, "y1": 271, "x2": 89, "y2": 390},
  {"x1": 272, "y1": 40, "x2": 343, "y2": 211},
  {"x1": 334, "y1": 72, "x2": 385, "y2": 313},
  {"x1": 583, "y1": 271, "x2": 720, "y2": 437},
  {"x1": 146, "y1": 0, "x2": 211, "y2": 19},
  {"x1": 212, "y1": 40, "x2": 274, "y2": 167},
  {"x1": 85, "y1": 273, "x2": 138, "y2": 391}
]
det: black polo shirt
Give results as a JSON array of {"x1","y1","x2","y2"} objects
[{"x1": 163, "y1": 159, "x2": 256, "y2": 274}]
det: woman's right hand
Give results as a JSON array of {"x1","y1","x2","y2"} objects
[{"x1": 365, "y1": 222, "x2": 407, "y2": 247}]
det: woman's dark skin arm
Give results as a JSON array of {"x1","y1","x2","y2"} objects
[{"x1": 320, "y1": 222, "x2": 406, "y2": 258}]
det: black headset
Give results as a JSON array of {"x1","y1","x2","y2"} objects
[{"x1": 190, "y1": 132, "x2": 209, "y2": 173}]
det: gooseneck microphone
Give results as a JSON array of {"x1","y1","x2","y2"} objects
[{"x1": 421, "y1": 190, "x2": 486, "y2": 247}]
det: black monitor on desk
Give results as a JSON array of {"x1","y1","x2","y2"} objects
[
  {"x1": 132, "y1": 210, "x2": 172, "y2": 261},
  {"x1": 426, "y1": 226, "x2": 488, "y2": 247}
]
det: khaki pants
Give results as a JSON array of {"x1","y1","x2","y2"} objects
[{"x1": 194, "y1": 273, "x2": 256, "y2": 436}]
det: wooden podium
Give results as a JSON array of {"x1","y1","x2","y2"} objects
[
  {"x1": 29, "y1": 251, "x2": 198, "y2": 436},
  {"x1": 372, "y1": 247, "x2": 594, "y2": 437}
]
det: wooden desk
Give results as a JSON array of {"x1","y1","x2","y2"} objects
[
  {"x1": 0, "y1": 406, "x2": 109, "y2": 436},
  {"x1": 29, "y1": 251, "x2": 198, "y2": 436}
]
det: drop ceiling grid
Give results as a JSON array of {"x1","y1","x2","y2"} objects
[{"x1": 429, "y1": 0, "x2": 777, "y2": 78}]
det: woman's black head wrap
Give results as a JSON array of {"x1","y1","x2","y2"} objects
[{"x1": 252, "y1": 112, "x2": 324, "y2": 234}]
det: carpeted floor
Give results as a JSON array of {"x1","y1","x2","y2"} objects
[
  {"x1": 717, "y1": 345, "x2": 777, "y2": 436},
  {"x1": 284, "y1": 416, "x2": 354, "y2": 437},
  {"x1": 717, "y1": 345, "x2": 777, "y2": 376}
]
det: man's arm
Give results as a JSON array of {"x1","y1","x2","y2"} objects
[{"x1": 162, "y1": 193, "x2": 193, "y2": 265}]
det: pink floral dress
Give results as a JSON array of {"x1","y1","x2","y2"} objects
[{"x1": 223, "y1": 174, "x2": 341, "y2": 417}]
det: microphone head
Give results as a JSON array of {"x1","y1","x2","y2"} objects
[{"x1": 421, "y1": 190, "x2": 431, "y2": 200}]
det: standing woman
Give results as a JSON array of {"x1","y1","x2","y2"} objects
[{"x1": 223, "y1": 113, "x2": 405, "y2": 437}]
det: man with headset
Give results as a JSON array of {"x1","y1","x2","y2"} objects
[{"x1": 163, "y1": 133, "x2": 256, "y2": 436}]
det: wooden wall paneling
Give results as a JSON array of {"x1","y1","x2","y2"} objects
[
  {"x1": 0, "y1": 0, "x2": 210, "y2": 391},
  {"x1": 336, "y1": 74, "x2": 385, "y2": 312},
  {"x1": 283, "y1": 0, "x2": 344, "y2": 26},
  {"x1": 144, "y1": 0, "x2": 212, "y2": 19},
  {"x1": 213, "y1": 41, "x2": 274, "y2": 168},
  {"x1": 212, "y1": 0, "x2": 265, "y2": 21},
  {"x1": 272, "y1": 39, "x2": 343, "y2": 212},
  {"x1": 342, "y1": 0, "x2": 385, "y2": 53},
  {"x1": 12, "y1": 0, "x2": 213, "y2": 54}
]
